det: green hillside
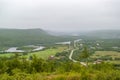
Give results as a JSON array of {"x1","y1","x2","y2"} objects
[{"x1": 0, "y1": 29, "x2": 75, "y2": 47}]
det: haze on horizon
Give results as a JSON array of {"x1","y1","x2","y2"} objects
[{"x1": 0, "y1": 0, "x2": 120, "y2": 32}]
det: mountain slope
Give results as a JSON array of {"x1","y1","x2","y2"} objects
[
  {"x1": 82, "y1": 30, "x2": 120, "y2": 39},
  {"x1": 0, "y1": 29, "x2": 73, "y2": 47}
]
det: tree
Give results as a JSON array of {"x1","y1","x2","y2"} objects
[
  {"x1": 79, "y1": 46, "x2": 89, "y2": 64},
  {"x1": 81, "y1": 46, "x2": 89, "y2": 58},
  {"x1": 30, "y1": 55, "x2": 45, "y2": 73}
]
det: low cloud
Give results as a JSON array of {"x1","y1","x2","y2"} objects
[{"x1": 0, "y1": 0, "x2": 120, "y2": 31}]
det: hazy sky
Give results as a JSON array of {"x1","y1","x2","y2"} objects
[{"x1": 0, "y1": 0, "x2": 120, "y2": 31}]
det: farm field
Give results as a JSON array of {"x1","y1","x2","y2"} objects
[
  {"x1": 0, "y1": 46, "x2": 68, "y2": 59},
  {"x1": 23, "y1": 46, "x2": 68, "y2": 59},
  {"x1": 0, "y1": 53, "x2": 14, "y2": 58},
  {"x1": 91, "y1": 51, "x2": 120, "y2": 58},
  {"x1": 90, "y1": 51, "x2": 120, "y2": 65}
]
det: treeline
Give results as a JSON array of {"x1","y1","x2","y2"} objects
[
  {"x1": 78, "y1": 39, "x2": 120, "y2": 52},
  {"x1": 0, "y1": 55, "x2": 120, "y2": 80}
]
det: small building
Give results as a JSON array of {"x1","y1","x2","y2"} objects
[
  {"x1": 93, "y1": 59, "x2": 103, "y2": 64},
  {"x1": 48, "y1": 55, "x2": 55, "y2": 60}
]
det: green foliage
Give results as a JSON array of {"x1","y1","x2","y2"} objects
[
  {"x1": 30, "y1": 55, "x2": 45, "y2": 73},
  {"x1": 80, "y1": 46, "x2": 89, "y2": 59},
  {"x1": 0, "y1": 54, "x2": 120, "y2": 80},
  {"x1": 0, "y1": 29, "x2": 78, "y2": 48}
]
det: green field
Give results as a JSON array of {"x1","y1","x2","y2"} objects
[
  {"x1": 0, "y1": 53, "x2": 14, "y2": 58},
  {"x1": 24, "y1": 47, "x2": 67, "y2": 59},
  {"x1": 90, "y1": 51, "x2": 120, "y2": 64},
  {"x1": 0, "y1": 46, "x2": 68, "y2": 59},
  {"x1": 91, "y1": 51, "x2": 120, "y2": 58}
]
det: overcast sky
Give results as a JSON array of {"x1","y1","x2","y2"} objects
[{"x1": 0, "y1": 0, "x2": 120, "y2": 32}]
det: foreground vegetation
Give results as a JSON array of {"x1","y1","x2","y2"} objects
[{"x1": 0, "y1": 55, "x2": 120, "y2": 80}]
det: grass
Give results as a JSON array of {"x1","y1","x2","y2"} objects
[
  {"x1": 0, "y1": 53, "x2": 14, "y2": 58},
  {"x1": 23, "y1": 46, "x2": 68, "y2": 59},
  {"x1": 0, "y1": 46, "x2": 68, "y2": 59},
  {"x1": 91, "y1": 51, "x2": 120, "y2": 58},
  {"x1": 109, "y1": 61, "x2": 120, "y2": 64},
  {"x1": 90, "y1": 51, "x2": 120, "y2": 64}
]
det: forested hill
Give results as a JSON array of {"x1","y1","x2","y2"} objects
[
  {"x1": 83, "y1": 30, "x2": 120, "y2": 39},
  {"x1": 0, "y1": 29, "x2": 75, "y2": 47}
]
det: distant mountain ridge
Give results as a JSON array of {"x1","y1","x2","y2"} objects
[
  {"x1": 47, "y1": 29, "x2": 120, "y2": 39},
  {"x1": 84, "y1": 30, "x2": 120, "y2": 39},
  {"x1": 0, "y1": 28, "x2": 74, "y2": 47},
  {"x1": 0, "y1": 29, "x2": 120, "y2": 48}
]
